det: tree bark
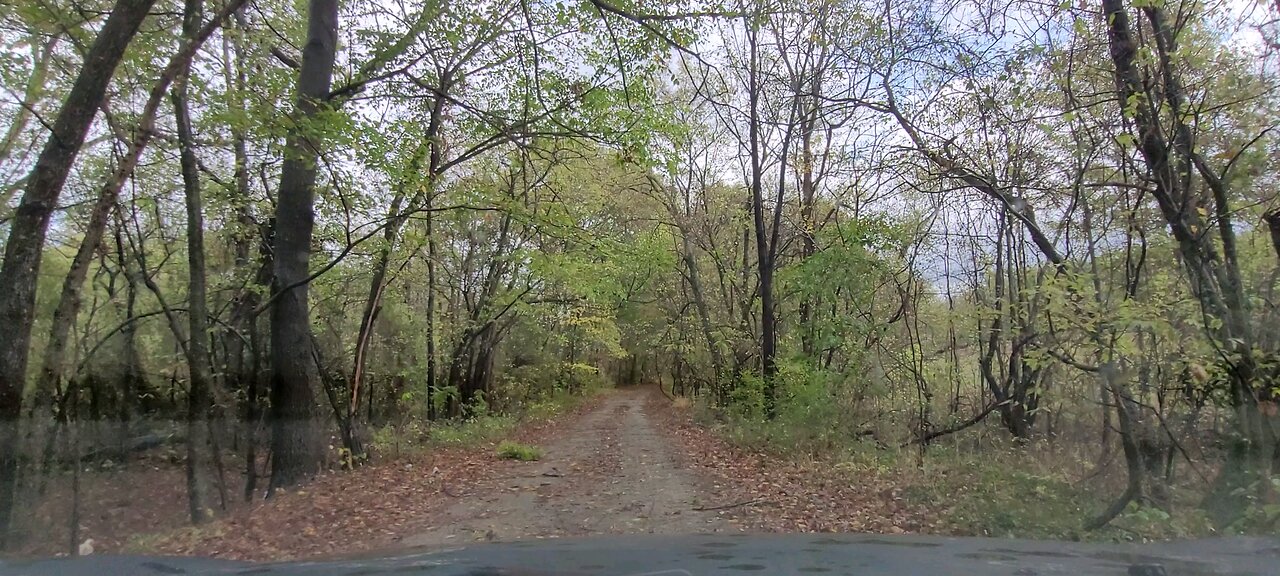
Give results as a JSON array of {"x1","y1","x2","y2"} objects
[
  {"x1": 1101, "y1": 0, "x2": 1272, "y2": 523},
  {"x1": 0, "y1": 0, "x2": 157, "y2": 547},
  {"x1": 743, "y1": 21, "x2": 778, "y2": 417},
  {"x1": 173, "y1": 0, "x2": 214, "y2": 523},
  {"x1": 425, "y1": 207, "x2": 439, "y2": 420},
  {"x1": 268, "y1": 0, "x2": 341, "y2": 493}
]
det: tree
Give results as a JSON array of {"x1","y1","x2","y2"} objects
[
  {"x1": 268, "y1": 0, "x2": 341, "y2": 492},
  {"x1": 1101, "y1": 0, "x2": 1279, "y2": 522},
  {"x1": 0, "y1": 0, "x2": 157, "y2": 546}
]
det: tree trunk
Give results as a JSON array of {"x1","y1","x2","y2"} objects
[
  {"x1": 1101, "y1": 0, "x2": 1272, "y2": 523},
  {"x1": 117, "y1": 228, "x2": 144, "y2": 454},
  {"x1": 221, "y1": 7, "x2": 270, "y2": 501},
  {"x1": 744, "y1": 22, "x2": 778, "y2": 417},
  {"x1": 682, "y1": 245, "x2": 723, "y2": 382},
  {"x1": 173, "y1": 0, "x2": 213, "y2": 523},
  {"x1": 425, "y1": 208, "x2": 439, "y2": 420},
  {"x1": 268, "y1": 0, "x2": 341, "y2": 493},
  {"x1": 0, "y1": 0, "x2": 157, "y2": 547},
  {"x1": 797, "y1": 74, "x2": 821, "y2": 359}
]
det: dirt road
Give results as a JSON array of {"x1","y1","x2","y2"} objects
[{"x1": 401, "y1": 389, "x2": 729, "y2": 547}]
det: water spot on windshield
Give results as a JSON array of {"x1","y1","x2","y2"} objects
[
  {"x1": 853, "y1": 537, "x2": 942, "y2": 547},
  {"x1": 140, "y1": 562, "x2": 188, "y2": 574},
  {"x1": 985, "y1": 548, "x2": 1078, "y2": 559},
  {"x1": 958, "y1": 552, "x2": 1019, "y2": 562},
  {"x1": 697, "y1": 553, "x2": 733, "y2": 560}
]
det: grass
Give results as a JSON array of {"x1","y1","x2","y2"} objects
[
  {"x1": 495, "y1": 440, "x2": 542, "y2": 461},
  {"x1": 696, "y1": 395, "x2": 1109, "y2": 540},
  {"x1": 901, "y1": 459, "x2": 1092, "y2": 540},
  {"x1": 366, "y1": 414, "x2": 517, "y2": 459},
  {"x1": 367, "y1": 385, "x2": 611, "y2": 458},
  {"x1": 428, "y1": 414, "x2": 517, "y2": 446}
]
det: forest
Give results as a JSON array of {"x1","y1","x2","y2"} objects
[{"x1": 0, "y1": 0, "x2": 1279, "y2": 557}]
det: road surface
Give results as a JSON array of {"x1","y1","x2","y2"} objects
[{"x1": 402, "y1": 388, "x2": 728, "y2": 547}]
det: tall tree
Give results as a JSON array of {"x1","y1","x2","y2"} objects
[
  {"x1": 172, "y1": 0, "x2": 215, "y2": 523},
  {"x1": 0, "y1": 0, "x2": 157, "y2": 547},
  {"x1": 268, "y1": 0, "x2": 341, "y2": 492},
  {"x1": 1101, "y1": 0, "x2": 1278, "y2": 522}
]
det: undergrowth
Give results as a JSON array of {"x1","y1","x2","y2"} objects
[
  {"x1": 899, "y1": 453, "x2": 1092, "y2": 540},
  {"x1": 368, "y1": 382, "x2": 607, "y2": 458},
  {"x1": 686, "y1": 362, "x2": 1240, "y2": 542},
  {"x1": 495, "y1": 440, "x2": 542, "y2": 461}
]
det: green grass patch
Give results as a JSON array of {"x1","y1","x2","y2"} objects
[
  {"x1": 495, "y1": 440, "x2": 542, "y2": 461},
  {"x1": 428, "y1": 414, "x2": 517, "y2": 446}
]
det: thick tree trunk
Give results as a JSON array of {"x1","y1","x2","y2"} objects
[
  {"x1": 0, "y1": 0, "x2": 157, "y2": 547},
  {"x1": 268, "y1": 0, "x2": 341, "y2": 493}
]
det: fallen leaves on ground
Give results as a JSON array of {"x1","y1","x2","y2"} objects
[
  {"x1": 10, "y1": 396, "x2": 605, "y2": 562},
  {"x1": 645, "y1": 392, "x2": 944, "y2": 536},
  {"x1": 145, "y1": 401, "x2": 606, "y2": 561}
]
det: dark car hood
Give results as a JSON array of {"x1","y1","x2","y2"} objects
[{"x1": 2, "y1": 533, "x2": 1277, "y2": 576}]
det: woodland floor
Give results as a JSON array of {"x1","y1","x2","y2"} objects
[{"x1": 10, "y1": 387, "x2": 932, "y2": 562}]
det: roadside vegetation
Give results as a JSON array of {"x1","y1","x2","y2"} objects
[{"x1": 1, "y1": 0, "x2": 1279, "y2": 557}]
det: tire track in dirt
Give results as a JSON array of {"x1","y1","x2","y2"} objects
[{"x1": 400, "y1": 388, "x2": 729, "y2": 548}]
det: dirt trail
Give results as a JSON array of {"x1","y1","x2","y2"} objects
[{"x1": 401, "y1": 388, "x2": 729, "y2": 548}]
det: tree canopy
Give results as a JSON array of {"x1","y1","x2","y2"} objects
[{"x1": 1, "y1": 0, "x2": 1279, "y2": 550}]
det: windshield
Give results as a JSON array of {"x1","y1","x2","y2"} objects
[{"x1": 0, "y1": 0, "x2": 1278, "y2": 565}]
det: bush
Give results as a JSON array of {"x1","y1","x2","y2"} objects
[
  {"x1": 496, "y1": 440, "x2": 542, "y2": 461},
  {"x1": 716, "y1": 360, "x2": 864, "y2": 456},
  {"x1": 900, "y1": 451, "x2": 1092, "y2": 539},
  {"x1": 429, "y1": 414, "x2": 516, "y2": 446}
]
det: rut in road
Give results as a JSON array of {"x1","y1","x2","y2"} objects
[{"x1": 402, "y1": 388, "x2": 728, "y2": 547}]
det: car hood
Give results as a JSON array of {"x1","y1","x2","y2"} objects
[{"x1": 2, "y1": 533, "x2": 1277, "y2": 576}]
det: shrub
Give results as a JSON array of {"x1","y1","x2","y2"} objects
[
  {"x1": 496, "y1": 440, "x2": 542, "y2": 461},
  {"x1": 429, "y1": 414, "x2": 516, "y2": 446}
]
